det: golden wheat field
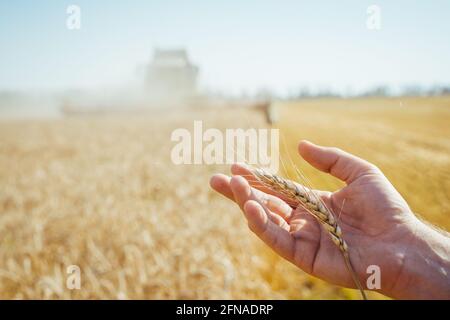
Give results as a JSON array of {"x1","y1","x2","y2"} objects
[{"x1": 0, "y1": 96, "x2": 449, "y2": 299}]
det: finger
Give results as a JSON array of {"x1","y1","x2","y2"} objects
[
  {"x1": 211, "y1": 173, "x2": 293, "y2": 220},
  {"x1": 298, "y1": 140, "x2": 377, "y2": 184},
  {"x1": 229, "y1": 175, "x2": 252, "y2": 209},
  {"x1": 209, "y1": 174, "x2": 235, "y2": 201},
  {"x1": 230, "y1": 175, "x2": 292, "y2": 222},
  {"x1": 256, "y1": 191, "x2": 293, "y2": 221},
  {"x1": 243, "y1": 200, "x2": 294, "y2": 261}
]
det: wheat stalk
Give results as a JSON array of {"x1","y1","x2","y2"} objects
[{"x1": 251, "y1": 167, "x2": 368, "y2": 300}]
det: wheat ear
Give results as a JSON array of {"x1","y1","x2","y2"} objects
[{"x1": 251, "y1": 167, "x2": 368, "y2": 300}]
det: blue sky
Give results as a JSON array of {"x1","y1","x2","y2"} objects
[{"x1": 0, "y1": 0, "x2": 449, "y2": 94}]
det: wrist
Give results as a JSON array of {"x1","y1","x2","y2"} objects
[{"x1": 387, "y1": 217, "x2": 450, "y2": 299}]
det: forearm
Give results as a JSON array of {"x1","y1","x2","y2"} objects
[{"x1": 389, "y1": 219, "x2": 450, "y2": 299}]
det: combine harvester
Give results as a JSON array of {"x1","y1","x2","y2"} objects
[{"x1": 61, "y1": 48, "x2": 278, "y2": 125}]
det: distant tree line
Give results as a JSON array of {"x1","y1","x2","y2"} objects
[
  {"x1": 244, "y1": 85, "x2": 450, "y2": 101},
  {"x1": 284, "y1": 85, "x2": 450, "y2": 100}
]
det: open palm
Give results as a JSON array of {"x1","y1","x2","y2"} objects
[{"x1": 210, "y1": 141, "x2": 417, "y2": 296}]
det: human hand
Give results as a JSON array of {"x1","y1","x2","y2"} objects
[{"x1": 210, "y1": 141, "x2": 450, "y2": 299}]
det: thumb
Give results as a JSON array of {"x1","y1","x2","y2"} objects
[{"x1": 298, "y1": 140, "x2": 377, "y2": 184}]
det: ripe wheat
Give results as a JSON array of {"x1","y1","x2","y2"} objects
[{"x1": 251, "y1": 167, "x2": 368, "y2": 300}]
